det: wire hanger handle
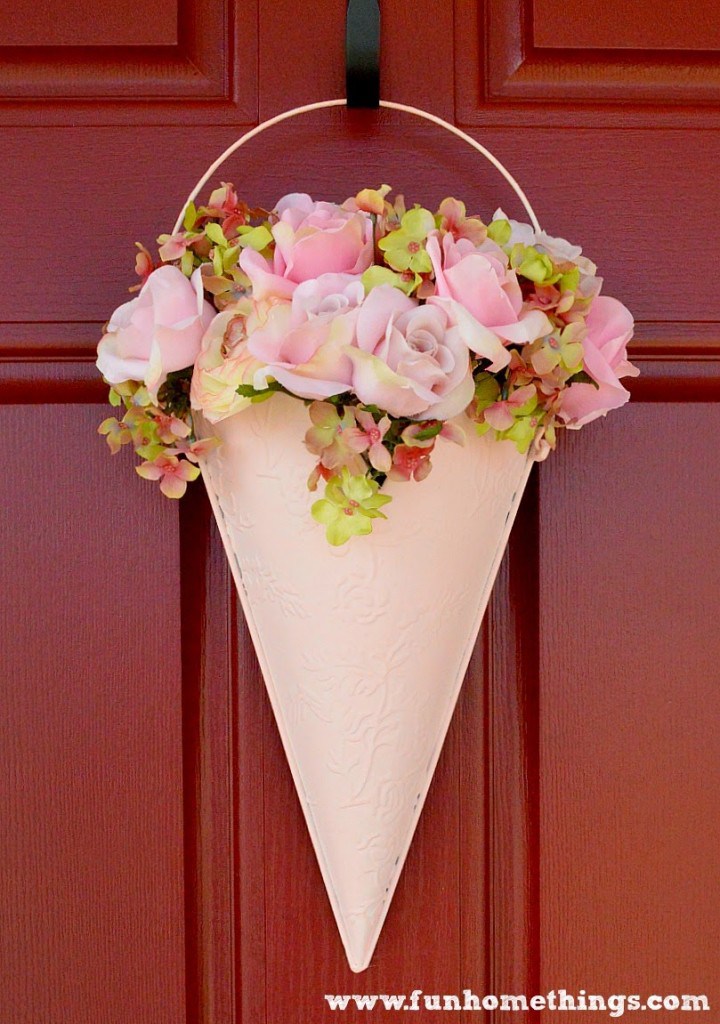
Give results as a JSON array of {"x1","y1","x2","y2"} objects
[{"x1": 172, "y1": 99, "x2": 541, "y2": 236}]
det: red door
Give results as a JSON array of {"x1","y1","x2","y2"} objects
[{"x1": 2, "y1": 2, "x2": 719, "y2": 1021}]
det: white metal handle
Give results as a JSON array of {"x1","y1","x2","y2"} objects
[{"x1": 173, "y1": 99, "x2": 541, "y2": 235}]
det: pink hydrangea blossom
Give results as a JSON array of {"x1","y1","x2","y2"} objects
[
  {"x1": 158, "y1": 233, "x2": 191, "y2": 263},
  {"x1": 136, "y1": 454, "x2": 200, "y2": 498},
  {"x1": 352, "y1": 409, "x2": 392, "y2": 473},
  {"x1": 483, "y1": 383, "x2": 538, "y2": 432},
  {"x1": 164, "y1": 436, "x2": 220, "y2": 463},
  {"x1": 304, "y1": 401, "x2": 367, "y2": 475},
  {"x1": 436, "y1": 197, "x2": 487, "y2": 246},
  {"x1": 134, "y1": 243, "x2": 155, "y2": 285},
  {"x1": 206, "y1": 182, "x2": 239, "y2": 214},
  {"x1": 388, "y1": 426, "x2": 436, "y2": 482},
  {"x1": 97, "y1": 416, "x2": 132, "y2": 454},
  {"x1": 152, "y1": 411, "x2": 191, "y2": 444}
]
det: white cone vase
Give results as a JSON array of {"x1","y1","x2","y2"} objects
[{"x1": 196, "y1": 393, "x2": 533, "y2": 972}]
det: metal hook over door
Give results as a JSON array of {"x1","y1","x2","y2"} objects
[{"x1": 346, "y1": 0, "x2": 380, "y2": 108}]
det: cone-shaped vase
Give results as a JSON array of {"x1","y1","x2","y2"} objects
[{"x1": 197, "y1": 394, "x2": 532, "y2": 972}]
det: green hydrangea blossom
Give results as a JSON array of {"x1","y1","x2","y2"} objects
[
  {"x1": 378, "y1": 207, "x2": 435, "y2": 277},
  {"x1": 361, "y1": 265, "x2": 416, "y2": 296},
  {"x1": 486, "y1": 217, "x2": 512, "y2": 245},
  {"x1": 311, "y1": 468, "x2": 392, "y2": 546},
  {"x1": 509, "y1": 243, "x2": 557, "y2": 284},
  {"x1": 530, "y1": 322, "x2": 584, "y2": 377}
]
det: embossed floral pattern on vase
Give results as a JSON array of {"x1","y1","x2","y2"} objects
[{"x1": 196, "y1": 393, "x2": 532, "y2": 972}]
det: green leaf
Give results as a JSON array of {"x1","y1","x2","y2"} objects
[
  {"x1": 568, "y1": 369, "x2": 597, "y2": 387},
  {"x1": 182, "y1": 202, "x2": 197, "y2": 231},
  {"x1": 474, "y1": 372, "x2": 501, "y2": 411},
  {"x1": 323, "y1": 391, "x2": 354, "y2": 406},
  {"x1": 205, "y1": 222, "x2": 227, "y2": 247},
  {"x1": 108, "y1": 388, "x2": 121, "y2": 407},
  {"x1": 413, "y1": 422, "x2": 442, "y2": 442},
  {"x1": 236, "y1": 380, "x2": 284, "y2": 399},
  {"x1": 222, "y1": 245, "x2": 241, "y2": 271},
  {"x1": 180, "y1": 250, "x2": 195, "y2": 277},
  {"x1": 237, "y1": 225, "x2": 273, "y2": 251}
]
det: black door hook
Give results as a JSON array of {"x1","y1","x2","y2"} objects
[{"x1": 346, "y1": 0, "x2": 380, "y2": 108}]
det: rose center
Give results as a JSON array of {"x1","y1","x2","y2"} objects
[
  {"x1": 406, "y1": 329, "x2": 438, "y2": 356},
  {"x1": 316, "y1": 295, "x2": 348, "y2": 318}
]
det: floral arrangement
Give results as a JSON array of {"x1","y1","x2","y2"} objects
[{"x1": 96, "y1": 183, "x2": 637, "y2": 544}]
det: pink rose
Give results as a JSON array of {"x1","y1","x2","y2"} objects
[
  {"x1": 557, "y1": 296, "x2": 638, "y2": 427},
  {"x1": 238, "y1": 248, "x2": 297, "y2": 302},
  {"x1": 97, "y1": 265, "x2": 214, "y2": 397},
  {"x1": 238, "y1": 194, "x2": 373, "y2": 300},
  {"x1": 347, "y1": 285, "x2": 474, "y2": 419},
  {"x1": 274, "y1": 193, "x2": 373, "y2": 281},
  {"x1": 245, "y1": 273, "x2": 363, "y2": 400},
  {"x1": 190, "y1": 304, "x2": 266, "y2": 423},
  {"x1": 427, "y1": 232, "x2": 552, "y2": 355}
]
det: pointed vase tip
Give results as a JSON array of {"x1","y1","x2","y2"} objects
[
  {"x1": 340, "y1": 928, "x2": 375, "y2": 973},
  {"x1": 348, "y1": 954, "x2": 373, "y2": 974},
  {"x1": 336, "y1": 900, "x2": 385, "y2": 973},
  {"x1": 197, "y1": 395, "x2": 533, "y2": 972}
]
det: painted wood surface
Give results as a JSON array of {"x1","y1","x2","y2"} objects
[{"x1": 1, "y1": 2, "x2": 718, "y2": 1020}]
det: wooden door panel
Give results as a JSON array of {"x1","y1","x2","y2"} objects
[
  {"x1": 2, "y1": 0, "x2": 719, "y2": 1020},
  {"x1": 5, "y1": 126, "x2": 716, "y2": 327},
  {"x1": 458, "y1": 1, "x2": 720, "y2": 113},
  {"x1": 532, "y1": 0, "x2": 720, "y2": 51},
  {"x1": 0, "y1": 0, "x2": 256, "y2": 124},
  {"x1": 7, "y1": 0, "x2": 178, "y2": 48},
  {"x1": 0, "y1": 404, "x2": 186, "y2": 1023},
  {"x1": 537, "y1": 402, "x2": 720, "y2": 1013}
]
